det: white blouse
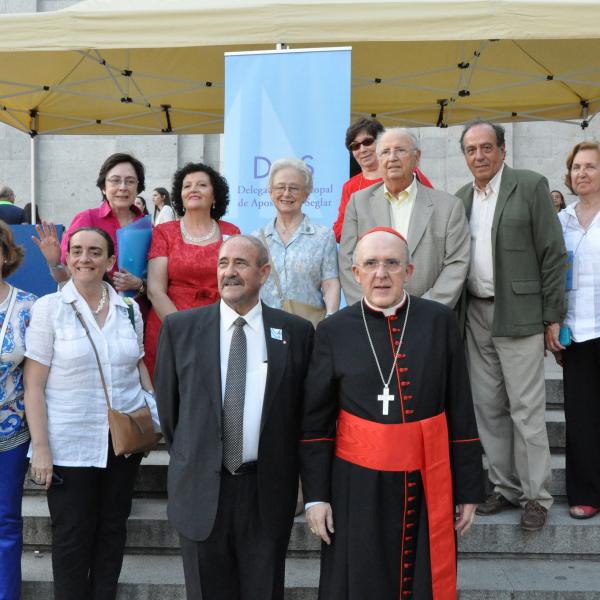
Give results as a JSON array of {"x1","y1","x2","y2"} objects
[
  {"x1": 154, "y1": 205, "x2": 177, "y2": 226},
  {"x1": 558, "y1": 203, "x2": 600, "y2": 343},
  {"x1": 25, "y1": 280, "x2": 158, "y2": 468}
]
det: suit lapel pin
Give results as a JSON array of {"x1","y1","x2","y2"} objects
[{"x1": 270, "y1": 327, "x2": 283, "y2": 341}]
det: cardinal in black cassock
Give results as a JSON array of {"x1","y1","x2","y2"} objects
[{"x1": 300, "y1": 228, "x2": 484, "y2": 600}]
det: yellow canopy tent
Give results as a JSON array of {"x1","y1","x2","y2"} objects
[{"x1": 1, "y1": 0, "x2": 600, "y2": 135}]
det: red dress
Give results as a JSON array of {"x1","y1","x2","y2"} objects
[{"x1": 144, "y1": 219, "x2": 240, "y2": 379}]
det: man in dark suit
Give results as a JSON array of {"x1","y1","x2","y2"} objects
[
  {"x1": 0, "y1": 186, "x2": 25, "y2": 224},
  {"x1": 455, "y1": 119, "x2": 567, "y2": 531},
  {"x1": 155, "y1": 234, "x2": 314, "y2": 600}
]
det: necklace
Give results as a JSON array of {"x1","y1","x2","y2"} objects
[
  {"x1": 180, "y1": 218, "x2": 217, "y2": 244},
  {"x1": 360, "y1": 293, "x2": 411, "y2": 415},
  {"x1": 92, "y1": 283, "x2": 108, "y2": 317}
]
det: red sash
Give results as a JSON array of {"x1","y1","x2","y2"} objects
[{"x1": 335, "y1": 409, "x2": 456, "y2": 600}]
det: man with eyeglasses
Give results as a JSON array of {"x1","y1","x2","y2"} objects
[
  {"x1": 339, "y1": 127, "x2": 470, "y2": 309},
  {"x1": 332, "y1": 118, "x2": 433, "y2": 243},
  {"x1": 301, "y1": 227, "x2": 484, "y2": 600},
  {"x1": 455, "y1": 119, "x2": 567, "y2": 531}
]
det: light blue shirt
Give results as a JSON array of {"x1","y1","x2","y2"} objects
[{"x1": 253, "y1": 214, "x2": 338, "y2": 309}]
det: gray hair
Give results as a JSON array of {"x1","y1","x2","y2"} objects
[
  {"x1": 268, "y1": 158, "x2": 313, "y2": 194},
  {"x1": 0, "y1": 186, "x2": 15, "y2": 201},
  {"x1": 352, "y1": 232, "x2": 412, "y2": 266},
  {"x1": 375, "y1": 128, "x2": 420, "y2": 156},
  {"x1": 220, "y1": 234, "x2": 270, "y2": 267}
]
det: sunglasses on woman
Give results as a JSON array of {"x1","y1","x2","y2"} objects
[{"x1": 348, "y1": 137, "x2": 375, "y2": 152}]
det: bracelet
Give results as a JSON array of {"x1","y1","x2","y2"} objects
[
  {"x1": 137, "y1": 279, "x2": 146, "y2": 295},
  {"x1": 50, "y1": 263, "x2": 65, "y2": 272}
]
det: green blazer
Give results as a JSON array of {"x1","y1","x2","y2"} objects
[{"x1": 455, "y1": 165, "x2": 567, "y2": 337}]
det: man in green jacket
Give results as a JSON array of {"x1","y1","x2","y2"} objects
[{"x1": 455, "y1": 119, "x2": 566, "y2": 531}]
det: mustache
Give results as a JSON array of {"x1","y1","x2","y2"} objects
[{"x1": 221, "y1": 276, "x2": 243, "y2": 286}]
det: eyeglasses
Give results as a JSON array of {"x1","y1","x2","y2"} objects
[
  {"x1": 271, "y1": 185, "x2": 303, "y2": 195},
  {"x1": 358, "y1": 258, "x2": 406, "y2": 273},
  {"x1": 106, "y1": 177, "x2": 138, "y2": 188},
  {"x1": 348, "y1": 137, "x2": 375, "y2": 152},
  {"x1": 378, "y1": 147, "x2": 412, "y2": 158}
]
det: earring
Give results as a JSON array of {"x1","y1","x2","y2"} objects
[{"x1": 212, "y1": 201, "x2": 216, "y2": 210}]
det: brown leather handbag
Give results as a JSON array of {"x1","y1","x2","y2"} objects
[{"x1": 71, "y1": 303, "x2": 160, "y2": 456}]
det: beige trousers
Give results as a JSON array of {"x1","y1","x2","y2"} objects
[{"x1": 465, "y1": 296, "x2": 553, "y2": 509}]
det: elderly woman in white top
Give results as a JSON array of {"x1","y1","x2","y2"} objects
[
  {"x1": 556, "y1": 141, "x2": 600, "y2": 520},
  {"x1": 252, "y1": 158, "x2": 340, "y2": 326},
  {"x1": 24, "y1": 226, "x2": 158, "y2": 600}
]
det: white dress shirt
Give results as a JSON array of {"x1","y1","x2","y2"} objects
[
  {"x1": 559, "y1": 203, "x2": 600, "y2": 343},
  {"x1": 467, "y1": 164, "x2": 505, "y2": 298},
  {"x1": 25, "y1": 280, "x2": 158, "y2": 468},
  {"x1": 384, "y1": 176, "x2": 417, "y2": 239},
  {"x1": 219, "y1": 300, "x2": 268, "y2": 462}
]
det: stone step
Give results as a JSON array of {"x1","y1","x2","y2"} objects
[
  {"x1": 20, "y1": 553, "x2": 600, "y2": 599},
  {"x1": 546, "y1": 408, "x2": 565, "y2": 449},
  {"x1": 24, "y1": 451, "x2": 169, "y2": 496},
  {"x1": 291, "y1": 502, "x2": 600, "y2": 556},
  {"x1": 545, "y1": 378, "x2": 563, "y2": 408},
  {"x1": 20, "y1": 553, "x2": 318, "y2": 599},
  {"x1": 458, "y1": 557, "x2": 600, "y2": 599},
  {"x1": 23, "y1": 497, "x2": 600, "y2": 557},
  {"x1": 483, "y1": 452, "x2": 565, "y2": 498},
  {"x1": 457, "y1": 503, "x2": 600, "y2": 557}
]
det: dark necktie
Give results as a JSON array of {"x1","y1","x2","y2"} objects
[{"x1": 222, "y1": 316, "x2": 247, "y2": 474}]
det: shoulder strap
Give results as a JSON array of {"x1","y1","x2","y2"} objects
[{"x1": 70, "y1": 303, "x2": 112, "y2": 410}]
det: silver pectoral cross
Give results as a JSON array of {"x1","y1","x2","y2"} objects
[{"x1": 378, "y1": 386, "x2": 395, "y2": 415}]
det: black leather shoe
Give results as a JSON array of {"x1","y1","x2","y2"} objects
[
  {"x1": 476, "y1": 493, "x2": 515, "y2": 516},
  {"x1": 521, "y1": 500, "x2": 548, "y2": 531}
]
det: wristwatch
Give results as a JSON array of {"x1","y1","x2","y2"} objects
[
  {"x1": 50, "y1": 263, "x2": 65, "y2": 272},
  {"x1": 137, "y1": 279, "x2": 146, "y2": 295}
]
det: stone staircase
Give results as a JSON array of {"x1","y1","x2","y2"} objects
[{"x1": 20, "y1": 379, "x2": 600, "y2": 598}]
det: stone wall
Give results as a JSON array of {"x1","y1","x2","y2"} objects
[{"x1": 1, "y1": 0, "x2": 597, "y2": 224}]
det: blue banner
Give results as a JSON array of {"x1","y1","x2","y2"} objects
[{"x1": 224, "y1": 48, "x2": 351, "y2": 235}]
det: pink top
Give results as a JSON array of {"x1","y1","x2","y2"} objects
[{"x1": 60, "y1": 201, "x2": 144, "y2": 276}]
